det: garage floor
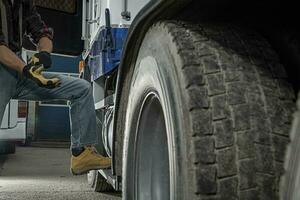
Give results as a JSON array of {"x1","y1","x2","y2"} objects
[{"x1": 0, "y1": 147, "x2": 120, "y2": 200}]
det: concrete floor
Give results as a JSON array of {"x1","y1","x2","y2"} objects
[{"x1": 0, "y1": 147, "x2": 121, "y2": 200}]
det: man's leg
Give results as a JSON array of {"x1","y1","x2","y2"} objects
[
  {"x1": 13, "y1": 73, "x2": 111, "y2": 174},
  {"x1": 0, "y1": 64, "x2": 18, "y2": 123},
  {"x1": 14, "y1": 73, "x2": 97, "y2": 148}
]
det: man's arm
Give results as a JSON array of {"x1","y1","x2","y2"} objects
[
  {"x1": 25, "y1": 2, "x2": 54, "y2": 69},
  {"x1": 0, "y1": 36, "x2": 52, "y2": 74},
  {"x1": 0, "y1": 45, "x2": 26, "y2": 73},
  {"x1": 0, "y1": 28, "x2": 26, "y2": 73},
  {"x1": 37, "y1": 37, "x2": 53, "y2": 53},
  {"x1": 25, "y1": 1, "x2": 54, "y2": 48}
]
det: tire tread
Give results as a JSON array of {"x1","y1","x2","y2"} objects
[{"x1": 156, "y1": 21, "x2": 295, "y2": 199}]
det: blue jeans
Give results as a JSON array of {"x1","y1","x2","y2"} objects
[{"x1": 0, "y1": 63, "x2": 98, "y2": 149}]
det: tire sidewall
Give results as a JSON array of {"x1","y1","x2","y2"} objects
[
  {"x1": 122, "y1": 25, "x2": 190, "y2": 200},
  {"x1": 281, "y1": 99, "x2": 300, "y2": 200}
]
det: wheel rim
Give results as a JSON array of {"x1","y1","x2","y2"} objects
[{"x1": 134, "y1": 94, "x2": 170, "y2": 200}]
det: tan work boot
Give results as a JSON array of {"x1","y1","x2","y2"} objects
[{"x1": 71, "y1": 146, "x2": 111, "y2": 175}]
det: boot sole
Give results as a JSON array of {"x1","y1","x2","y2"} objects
[{"x1": 71, "y1": 165, "x2": 111, "y2": 176}]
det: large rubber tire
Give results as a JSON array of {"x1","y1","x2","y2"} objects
[
  {"x1": 280, "y1": 93, "x2": 300, "y2": 200},
  {"x1": 121, "y1": 21, "x2": 295, "y2": 200},
  {"x1": 0, "y1": 142, "x2": 16, "y2": 155},
  {"x1": 87, "y1": 170, "x2": 113, "y2": 192}
]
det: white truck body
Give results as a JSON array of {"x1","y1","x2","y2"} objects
[
  {"x1": 0, "y1": 100, "x2": 26, "y2": 141},
  {"x1": 81, "y1": 0, "x2": 150, "y2": 59}
]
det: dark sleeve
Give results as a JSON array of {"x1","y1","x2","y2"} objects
[
  {"x1": 0, "y1": 8, "x2": 7, "y2": 46},
  {"x1": 0, "y1": 31, "x2": 7, "y2": 46},
  {"x1": 24, "y1": 0, "x2": 54, "y2": 44}
]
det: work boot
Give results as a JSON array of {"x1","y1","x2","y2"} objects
[{"x1": 70, "y1": 146, "x2": 111, "y2": 175}]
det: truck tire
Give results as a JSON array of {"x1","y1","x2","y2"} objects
[
  {"x1": 121, "y1": 21, "x2": 295, "y2": 200},
  {"x1": 0, "y1": 142, "x2": 16, "y2": 155},
  {"x1": 87, "y1": 170, "x2": 113, "y2": 192},
  {"x1": 280, "y1": 93, "x2": 300, "y2": 200}
]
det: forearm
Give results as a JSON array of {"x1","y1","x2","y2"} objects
[
  {"x1": 0, "y1": 45, "x2": 26, "y2": 73},
  {"x1": 37, "y1": 37, "x2": 53, "y2": 53}
]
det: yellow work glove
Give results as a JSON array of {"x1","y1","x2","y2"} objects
[
  {"x1": 30, "y1": 51, "x2": 52, "y2": 69},
  {"x1": 23, "y1": 52, "x2": 61, "y2": 89}
]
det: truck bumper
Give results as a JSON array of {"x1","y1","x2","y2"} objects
[{"x1": 0, "y1": 119, "x2": 26, "y2": 141}]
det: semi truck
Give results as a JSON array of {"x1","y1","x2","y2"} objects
[
  {"x1": 79, "y1": 0, "x2": 300, "y2": 199},
  {"x1": 18, "y1": 0, "x2": 300, "y2": 199}
]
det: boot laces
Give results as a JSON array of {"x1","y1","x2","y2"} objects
[{"x1": 86, "y1": 146, "x2": 99, "y2": 155}]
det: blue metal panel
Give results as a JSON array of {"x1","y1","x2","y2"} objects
[
  {"x1": 89, "y1": 28, "x2": 128, "y2": 80},
  {"x1": 35, "y1": 55, "x2": 80, "y2": 141},
  {"x1": 46, "y1": 54, "x2": 82, "y2": 73},
  {"x1": 36, "y1": 106, "x2": 71, "y2": 141}
]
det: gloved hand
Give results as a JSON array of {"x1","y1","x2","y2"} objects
[
  {"x1": 30, "y1": 51, "x2": 52, "y2": 69},
  {"x1": 23, "y1": 52, "x2": 61, "y2": 89}
]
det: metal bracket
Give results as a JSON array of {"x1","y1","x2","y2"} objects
[
  {"x1": 101, "y1": 9, "x2": 114, "y2": 51},
  {"x1": 88, "y1": 17, "x2": 100, "y2": 25},
  {"x1": 121, "y1": 11, "x2": 131, "y2": 21},
  {"x1": 98, "y1": 169, "x2": 122, "y2": 191}
]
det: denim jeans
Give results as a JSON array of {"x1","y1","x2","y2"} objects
[{"x1": 0, "y1": 63, "x2": 98, "y2": 149}]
